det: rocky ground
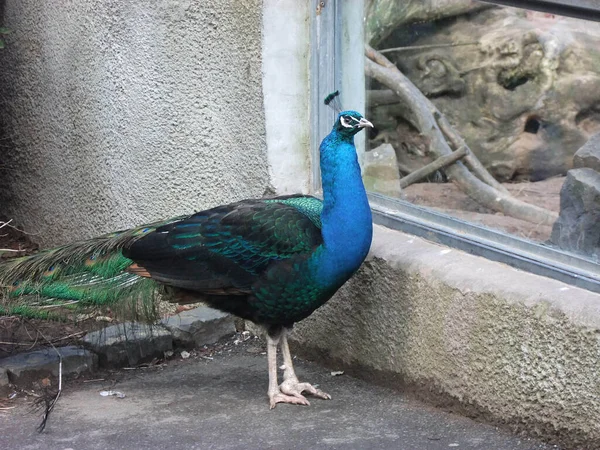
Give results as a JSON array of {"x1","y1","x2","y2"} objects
[{"x1": 0, "y1": 305, "x2": 236, "y2": 395}]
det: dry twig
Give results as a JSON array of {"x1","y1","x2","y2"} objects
[{"x1": 19, "y1": 320, "x2": 64, "y2": 433}]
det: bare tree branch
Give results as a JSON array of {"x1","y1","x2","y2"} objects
[
  {"x1": 433, "y1": 111, "x2": 509, "y2": 194},
  {"x1": 379, "y1": 42, "x2": 478, "y2": 53},
  {"x1": 365, "y1": 44, "x2": 558, "y2": 226},
  {"x1": 400, "y1": 146, "x2": 467, "y2": 188}
]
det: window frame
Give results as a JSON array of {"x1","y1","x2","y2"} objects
[{"x1": 311, "y1": 0, "x2": 600, "y2": 294}]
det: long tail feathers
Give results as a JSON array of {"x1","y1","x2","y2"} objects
[{"x1": 0, "y1": 216, "x2": 187, "y2": 322}]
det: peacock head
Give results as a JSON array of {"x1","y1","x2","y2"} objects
[{"x1": 333, "y1": 110, "x2": 373, "y2": 137}]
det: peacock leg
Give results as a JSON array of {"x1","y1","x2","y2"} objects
[
  {"x1": 278, "y1": 328, "x2": 331, "y2": 401},
  {"x1": 266, "y1": 331, "x2": 310, "y2": 409}
]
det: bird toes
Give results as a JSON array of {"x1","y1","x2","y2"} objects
[
  {"x1": 280, "y1": 380, "x2": 332, "y2": 401},
  {"x1": 269, "y1": 392, "x2": 310, "y2": 409}
]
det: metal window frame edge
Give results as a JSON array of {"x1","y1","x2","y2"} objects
[
  {"x1": 310, "y1": 0, "x2": 339, "y2": 192},
  {"x1": 311, "y1": 0, "x2": 600, "y2": 294},
  {"x1": 370, "y1": 193, "x2": 600, "y2": 294},
  {"x1": 481, "y1": 0, "x2": 600, "y2": 21}
]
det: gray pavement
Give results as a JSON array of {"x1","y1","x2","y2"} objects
[{"x1": 0, "y1": 339, "x2": 557, "y2": 450}]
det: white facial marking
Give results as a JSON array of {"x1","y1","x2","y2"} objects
[{"x1": 340, "y1": 116, "x2": 354, "y2": 128}]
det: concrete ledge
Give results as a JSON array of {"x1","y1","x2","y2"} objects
[{"x1": 291, "y1": 225, "x2": 600, "y2": 448}]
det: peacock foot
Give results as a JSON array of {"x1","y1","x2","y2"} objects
[
  {"x1": 269, "y1": 390, "x2": 311, "y2": 409},
  {"x1": 279, "y1": 378, "x2": 332, "y2": 402}
]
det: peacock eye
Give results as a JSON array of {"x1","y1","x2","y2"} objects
[{"x1": 340, "y1": 115, "x2": 354, "y2": 128}]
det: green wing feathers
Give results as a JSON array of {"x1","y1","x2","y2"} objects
[
  {"x1": 0, "y1": 216, "x2": 184, "y2": 321},
  {"x1": 0, "y1": 195, "x2": 324, "y2": 323}
]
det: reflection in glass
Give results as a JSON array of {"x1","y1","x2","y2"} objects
[{"x1": 364, "y1": 1, "x2": 600, "y2": 263}]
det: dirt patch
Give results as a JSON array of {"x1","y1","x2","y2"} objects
[{"x1": 402, "y1": 177, "x2": 563, "y2": 241}]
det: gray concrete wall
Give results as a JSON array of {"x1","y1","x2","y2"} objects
[
  {"x1": 262, "y1": 0, "x2": 312, "y2": 195},
  {"x1": 0, "y1": 0, "x2": 268, "y2": 246},
  {"x1": 292, "y1": 225, "x2": 600, "y2": 448}
]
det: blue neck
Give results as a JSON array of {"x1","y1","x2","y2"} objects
[{"x1": 316, "y1": 128, "x2": 373, "y2": 285}]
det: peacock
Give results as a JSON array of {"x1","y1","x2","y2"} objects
[{"x1": 0, "y1": 95, "x2": 374, "y2": 409}]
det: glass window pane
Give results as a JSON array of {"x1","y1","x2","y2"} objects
[{"x1": 364, "y1": 0, "x2": 600, "y2": 264}]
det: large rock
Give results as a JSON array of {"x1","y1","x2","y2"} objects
[
  {"x1": 550, "y1": 168, "x2": 600, "y2": 259},
  {"x1": 370, "y1": 7, "x2": 600, "y2": 181},
  {"x1": 362, "y1": 143, "x2": 402, "y2": 198},
  {"x1": 574, "y1": 133, "x2": 600, "y2": 172},
  {"x1": 0, "y1": 346, "x2": 96, "y2": 388},
  {"x1": 161, "y1": 306, "x2": 234, "y2": 348},
  {"x1": 83, "y1": 323, "x2": 172, "y2": 367}
]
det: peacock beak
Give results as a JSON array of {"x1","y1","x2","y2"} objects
[{"x1": 357, "y1": 118, "x2": 374, "y2": 128}]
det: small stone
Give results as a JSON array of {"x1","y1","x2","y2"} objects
[
  {"x1": 573, "y1": 133, "x2": 600, "y2": 172},
  {"x1": 245, "y1": 347, "x2": 262, "y2": 354},
  {"x1": 83, "y1": 323, "x2": 172, "y2": 367},
  {"x1": 161, "y1": 306, "x2": 235, "y2": 348},
  {"x1": 180, "y1": 350, "x2": 190, "y2": 359}
]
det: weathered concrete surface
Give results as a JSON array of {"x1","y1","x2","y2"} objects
[
  {"x1": 262, "y1": 0, "x2": 311, "y2": 195},
  {"x1": 0, "y1": 0, "x2": 268, "y2": 247},
  {"x1": 0, "y1": 349, "x2": 553, "y2": 449},
  {"x1": 292, "y1": 225, "x2": 600, "y2": 449},
  {"x1": 83, "y1": 322, "x2": 172, "y2": 367},
  {"x1": 0, "y1": 346, "x2": 96, "y2": 387},
  {"x1": 161, "y1": 306, "x2": 235, "y2": 348}
]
